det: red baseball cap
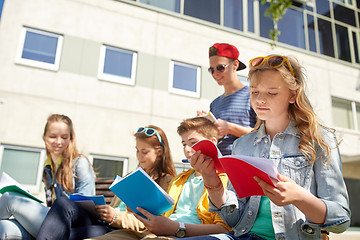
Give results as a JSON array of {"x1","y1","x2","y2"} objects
[{"x1": 209, "y1": 43, "x2": 246, "y2": 70}]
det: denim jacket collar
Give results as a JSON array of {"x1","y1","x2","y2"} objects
[{"x1": 254, "y1": 120, "x2": 300, "y2": 145}]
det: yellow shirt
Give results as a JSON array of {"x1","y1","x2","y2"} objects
[{"x1": 164, "y1": 169, "x2": 231, "y2": 231}]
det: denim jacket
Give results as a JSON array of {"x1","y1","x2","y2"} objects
[
  {"x1": 43, "y1": 156, "x2": 95, "y2": 206},
  {"x1": 209, "y1": 121, "x2": 350, "y2": 240}
]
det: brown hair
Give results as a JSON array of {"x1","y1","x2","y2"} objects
[
  {"x1": 248, "y1": 55, "x2": 332, "y2": 163},
  {"x1": 134, "y1": 125, "x2": 176, "y2": 183},
  {"x1": 43, "y1": 114, "x2": 89, "y2": 192},
  {"x1": 177, "y1": 117, "x2": 218, "y2": 139}
]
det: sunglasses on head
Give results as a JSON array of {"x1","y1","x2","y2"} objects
[
  {"x1": 208, "y1": 62, "x2": 232, "y2": 75},
  {"x1": 136, "y1": 127, "x2": 163, "y2": 146},
  {"x1": 249, "y1": 55, "x2": 295, "y2": 77}
]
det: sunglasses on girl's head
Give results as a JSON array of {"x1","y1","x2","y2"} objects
[
  {"x1": 136, "y1": 127, "x2": 163, "y2": 146},
  {"x1": 249, "y1": 55, "x2": 295, "y2": 77},
  {"x1": 208, "y1": 62, "x2": 231, "y2": 75}
]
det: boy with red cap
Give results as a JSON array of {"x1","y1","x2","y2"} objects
[{"x1": 198, "y1": 43, "x2": 257, "y2": 155}]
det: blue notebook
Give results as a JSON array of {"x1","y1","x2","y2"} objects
[
  {"x1": 69, "y1": 194, "x2": 106, "y2": 205},
  {"x1": 109, "y1": 167, "x2": 174, "y2": 217}
]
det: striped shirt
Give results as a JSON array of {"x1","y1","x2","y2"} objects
[{"x1": 210, "y1": 85, "x2": 257, "y2": 155}]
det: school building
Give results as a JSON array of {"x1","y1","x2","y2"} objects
[{"x1": 0, "y1": 0, "x2": 359, "y2": 237}]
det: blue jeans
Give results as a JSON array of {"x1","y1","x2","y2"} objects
[
  {"x1": 181, "y1": 232, "x2": 266, "y2": 240},
  {"x1": 0, "y1": 192, "x2": 49, "y2": 239},
  {"x1": 37, "y1": 196, "x2": 113, "y2": 240}
]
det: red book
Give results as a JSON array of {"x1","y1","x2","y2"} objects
[{"x1": 192, "y1": 139, "x2": 278, "y2": 198}]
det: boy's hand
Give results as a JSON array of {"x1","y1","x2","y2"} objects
[
  {"x1": 196, "y1": 110, "x2": 207, "y2": 117},
  {"x1": 134, "y1": 207, "x2": 179, "y2": 236},
  {"x1": 190, "y1": 150, "x2": 217, "y2": 178},
  {"x1": 254, "y1": 173, "x2": 304, "y2": 206},
  {"x1": 95, "y1": 205, "x2": 116, "y2": 222}
]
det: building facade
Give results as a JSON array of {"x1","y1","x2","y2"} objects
[{"x1": 0, "y1": 0, "x2": 359, "y2": 234}]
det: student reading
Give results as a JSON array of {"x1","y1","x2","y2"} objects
[{"x1": 188, "y1": 55, "x2": 350, "y2": 240}]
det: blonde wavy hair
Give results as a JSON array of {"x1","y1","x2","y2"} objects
[{"x1": 248, "y1": 55, "x2": 332, "y2": 163}]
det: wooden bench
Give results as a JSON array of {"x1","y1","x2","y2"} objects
[{"x1": 95, "y1": 178, "x2": 115, "y2": 205}]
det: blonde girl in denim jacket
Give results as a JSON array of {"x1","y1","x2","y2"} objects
[{"x1": 188, "y1": 55, "x2": 350, "y2": 240}]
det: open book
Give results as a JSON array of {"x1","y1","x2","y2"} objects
[
  {"x1": 69, "y1": 194, "x2": 106, "y2": 218},
  {"x1": 0, "y1": 172, "x2": 43, "y2": 203},
  {"x1": 109, "y1": 167, "x2": 174, "y2": 218},
  {"x1": 192, "y1": 139, "x2": 279, "y2": 199},
  {"x1": 198, "y1": 112, "x2": 217, "y2": 123}
]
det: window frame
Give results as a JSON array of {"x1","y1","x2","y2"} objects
[
  {"x1": 89, "y1": 154, "x2": 129, "y2": 178},
  {"x1": 332, "y1": 96, "x2": 359, "y2": 132},
  {"x1": 168, "y1": 60, "x2": 201, "y2": 98},
  {"x1": 97, "y1": 45, "x2": 138, "y2": 86},
  {"x1": 0, "y1": 144, "x2": 46, "y2": 193},
  {"x1": 15, "y1": 27, "x2": 63, "y2": 71}
]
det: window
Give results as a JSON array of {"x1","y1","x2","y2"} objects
[
  {"x1": 184, "y1": 0, "x2": 220, "y2": 24},
  {"x1": 169, "y1": 61, "x2": 201, "y2": 98},
  {"x1": 15, "y1": 27, "x2": 63, "y2": 71},
  {"x1": 90, "y1": 154, "x2": 128, "y2": 178},
  {"x1": 278, "y1": 8, "x2": 306, "y2": 49},
  {"x1": 98, "y1": 45, "x2": 137, "y2": 85},
  {"x1": 307, "y1": 14, "x2": 317, "y2": 52},
  {"x1": 318, "y1": 18, "x2": 335, "y2": 57},
  {"x1": 0, "y1": 0, "x2": 4, "y2": 20},
  {"x1": 140, "y1": 0, "x2": 180, "y2": 12},
  {"x1": 259, "y1": 2, "x2": 274, "y2": 39},
  {"x1": 224, "y1": 0, "x2": 243, "y2": 31},
  {"x1": 0, "y1": 145, "x2": 46, "y2": 192},
  {"x1": 335, "y1": 24, "x2": 351, "y2": 62},
  {"x1": 332, "y1": 97, "x2": 359, "y2": 131}
]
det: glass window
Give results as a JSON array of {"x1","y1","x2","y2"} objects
[
  {"x1": 357, "y1": 0, "x2": 360, "y2": 9},
  {"x1": 352, "y1": 31, "x2": 360, "y2": 63},
  {"x1": 333, "y1": 3, "x2": 356, "y2": 26},
  {"x1": 15, "y1": 27, "x2": 63, "y2": 71},
  {"x1": 224, "y1": 0, "x2": 243, "y2": 31},
  {"x1": 316, "y1": 0, "x2": 331, "y2": 17},
  {"x1": 248, "y1": 0, "x2": 255, "y2": 33},
  {"x1": 0, "y1": 0, "x2": 4, "y2": 20},
  {"x1": 332, "y1": 97, "x2": 354, "y2": 129},
  {"x1": 278, "y1": 8, "x2": 306, "y2": 49},
  {"x1": 357, "y1": 103, "x2": 360, "y2": 130},
  {"x1": 0, "y1": 145, "x2": 46, "y2": 192},
  {"x1": 139, "y1": 0, "x2": 180, "y2": 12},
  {"x1": 169, "y1": 61, "x2": 201, "y2": 98},
  {"x1": 307, "y1": 14, "x2": 317, "y2": 52},
  {"x1": 259, "y1": 2, "x2": 274, "y2": 39},
  {"x1": 98, "y1": 45, "x2": 137, "y2": 85},
  {"x1": 90, "y1": 155, "x2": 128, "y2": 178},
  {"x1": 335, "y1": 24, "x2": 351, "y2": 62},
  {"x1": 318, "y1": 18, "x2": 335, "y2": 57},
  {"x1": 184, "y1": 0, "x2": 220, "y2": 24}
]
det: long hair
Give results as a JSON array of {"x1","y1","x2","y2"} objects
[
  {"x1": 134, "y1": 125, "x2": 176, "y2": 184},
  {"x1": 43, "y1": 114, "x2": 81, "y2": 192},
  {"x1": 248, "y1": 56, "x2": 332, "y2": 163}
]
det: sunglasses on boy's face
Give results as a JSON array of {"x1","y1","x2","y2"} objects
[
  {"x1": 249, "y1": 55, "x2": 295, "y2": 77},
  {"x1": 136, "y1": 127, "x2": 163, "y2": 146},
  {"x1": 208, "y1": 62, "x2": 231, "y2": 75}
]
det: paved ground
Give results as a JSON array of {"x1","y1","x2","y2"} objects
[{"x1": 329, "y1": 231, "x2": 360, "y2": 240}]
